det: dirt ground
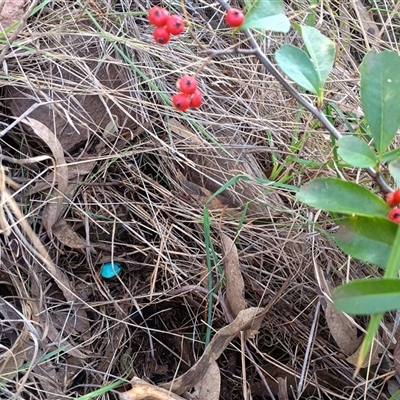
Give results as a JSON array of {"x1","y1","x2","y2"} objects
[{"x1": 0, "y1": 1, "x2": 399, "y2": 399}]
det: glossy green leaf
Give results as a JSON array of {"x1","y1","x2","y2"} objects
[
  {"x1": 333, "y1": 278, "x2": 400, "y2": 315},
  {"x1": 337, "y1": 136, "x2": 377, "y2": 168},
  {"x1": 389, "y1": 157, "x2": 400, "y2": 187},
  {"x1": 360, "y1": 51, "x2": 400, "y2": 155},
  {"x1": 300, "y1": 26, "x2": 335, "y2": 87},
  {"x1": 297, "y1": 177, "x2": 391, "y2": 217},
  {"x1": 275, "y1": 44, "x2": 319, "y2": 94},
  {"x1": 241, "y1": 0, "x2": 290, "y2": 32},
  {"x1": 335, "y1": 216, "x2": 397, "y2": 269}
]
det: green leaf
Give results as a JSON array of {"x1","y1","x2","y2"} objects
[
  {"x1": 335, "y1": 216, "x2": 397, "y2": 269},
  {"x1": 300, "y1": 26, "x2": 335, "y2": 87},
  {"x1": 389, "y1": 157, "x2": 400, "y2": 187},
  {"x1": 275, "y1": 44, "x2": 319, "y2": 94},
  {"x1": 383, "y1": 217, "x2": 400, "y2": 279},
  {"x1": 337, "y1": 136, "x2": 377, "y2": 168},
  {"x1": 241, "y1": 0, "x2": 290, "y2": 33},
  {"x1": 333, "y1": 278, "x2": 400, "y2": 315},
  {"x1": 297, "y1": 177, "x2": 391, "y2": 217},
  {"x1": 380, "y1": 147, "x2": 400, "y2": 164},
  {"x1": 360, "y1": 51, "x2": 400, "y2": 155}
]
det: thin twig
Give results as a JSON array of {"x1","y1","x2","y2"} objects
[
  {"x1": 199, "y1": 48, "x2": 258, "y2": 57},
  {"x1": 297, "y1": 299, "x2": 320, "y2": 397}
]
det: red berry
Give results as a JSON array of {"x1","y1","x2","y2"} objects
[
  {"x1": 166, "y1": 15, "x2": 185, "y2": 35},
  {"x1": 225, "y1": 8, "x2": 245, "y2": 28},
  {"x1": 178, "y1": 75, "x2": 197, "y2": 95},
  {"x1": 388, "y1": 208, "x2": 400, "y2": 224},
  {"x1": 190, "y1": 89, "x2": 203, "y2": 108},
  {"x1": 153, "y1": 26, "x2": 170, "y2": 44},
  {"x1": 148, "y1": 7, "x2": 169, "y2": 27},
  {"x1": 386, "y1": 190, "x2": 400, "y2": 207},
  {"x1": 393, "y1": 190, "x2": 400, "y2": 204},
  {"x1": 172, "y1": 93, "x2": 190, "y2": 111},
  {"x1": 386, "y1": 192, "x2": 397, "y2": 207}
]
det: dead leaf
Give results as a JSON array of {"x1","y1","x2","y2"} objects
[
  {"x1": 220, "y1": 232, "x2": 246, "y2": 318},
  {"x1": 52, "y1": 218, "x2": 88, "y2": 249},
  {"x1": 159, "y1": 307, "x2": 264, "y2": 395},
  {"x1": 319, "y1": 280, "x2": 381, "y2": 367},
  {"x1": 170, "y1": 118, "x2": 204, "y2": 145},
  {"x1": 183, "y1": 126, "x2": 284, "y2": 218},
  {"x1": 346, "y1": 341, "x2": 380, "y2": 367},
  {"x1": 119, "y1": 377, "x2": 185, "y2": 400},
  {"x1": 51, "y1": 311, "x2": 90, "y2": 336},
  {"x1": 192, "y1": 361, "x2": 221, "y2": 400},
  {"x1": 24, "y1": 158, "x2": 96, "y2": 251},
  {"x1": 316, "y1": 266, "x2": 362, "y2": 355},
  {"x1": 172, "y1": 335, "x2": 195, "y2": 368},
  {"x1": 22, "y1": 117, "x2": 68, "y2": 232},
  {"x1": 324, "y1": 301, "x2": 362, "y2": 356},
  {"x1": 176, "y1": 170, "x2": 238, "y2": 215},
  {"x1": 26, "y1": 158, "x2": 96, "y2": 196},
  {"x1": 352, "y1": 1, "x2": 380, "y2": 38},
  {"x1": 181, "y1": 178, "x2": 232, "y2": 209},
  {"x1": 32, "y1": 361, "x2": 65, "y2": 398},
  {"x1": 0, "y1": 0, "x2": 25, "y2": 30},
  {"x1": 45, "y1": 321, "x2": 89, "y2": 359},
  {"x1": 171, "y1": 114, "x2": 282, "y2": 218},
  {"x1": 243, "y1": 278, "x2": 293, "y2": 341}
]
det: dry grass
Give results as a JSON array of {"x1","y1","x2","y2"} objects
[{"x1": 0, "y1": 1, "x2": 399, "y2": 399}]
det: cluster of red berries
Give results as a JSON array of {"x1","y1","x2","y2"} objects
[
  {"x1": 386, "y1": 190, "x2": 400, "y2": 223},
  {"x1": 148, "y1": 6, "x2": 185, "y2": 44},
  {"x1": 148, "y1": 6, "x2": 244, "y2": 111},
  {"x1": 172, "y1": 75, "x2": 202, "y2": 111}
]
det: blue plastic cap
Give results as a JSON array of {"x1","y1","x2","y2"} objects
[{"x1": 100, "y1": 262, "x2": 122, "y2": 279}]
